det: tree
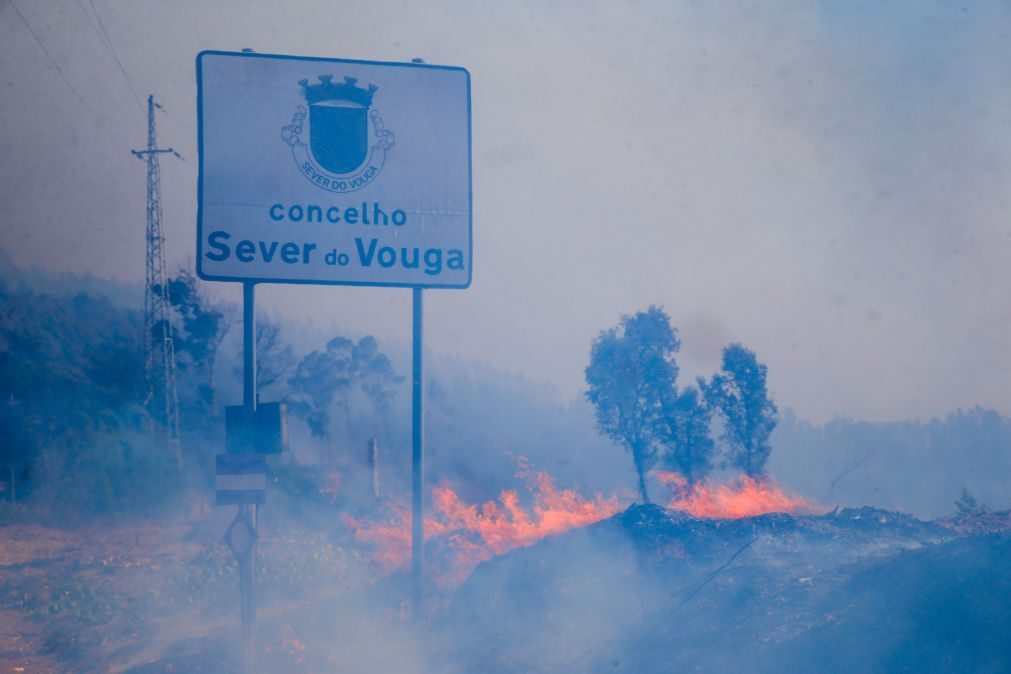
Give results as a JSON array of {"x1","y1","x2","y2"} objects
[
  {"x1": 955, "y1": 487, "x2": 988, "y2": 515},
  {"x1": 0, "y1": 282, "x2": 181, "y2": 515},
  {"x1": 287, "y1": 336, "x2": 354, "y2": 444},
  {"x1": 352, "y1": 335, "x2": 402, "y2": 433},
  {"x1": 230, "y1": 315, "x2": 296, "y2": 396},
  {"x1": 701, "y1": 343, "x2": 778, "y2": 477},
  {"x1": 657, "y1": 385, "x2": 715, "y2": 484},
  {"x1": 287, "y1": 335, "x2": 402, "y2": 462},
  {"x1": 255, "y1": 318, "x2": 295, "y2": 393},
  {"x1": 585, "y1": 306, "x2": 680, "y2": 503},
  {"x1": 165, "y1": 269, "x2": 230, "y2": 411}
]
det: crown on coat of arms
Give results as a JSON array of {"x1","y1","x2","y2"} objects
[{"x1": 298, "y1": 75, "x2": 377, "y2": 106}]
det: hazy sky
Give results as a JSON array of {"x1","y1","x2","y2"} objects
[{"x1": 2, "y1": 0, "x2": 1010, "y2": 423}]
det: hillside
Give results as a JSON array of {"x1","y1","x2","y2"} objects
[{"x1": 439, "y1": 504, "x2": 1011, "y2": 674}]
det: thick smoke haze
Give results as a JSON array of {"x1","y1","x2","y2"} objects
[
  {"x1": 2, "y1": 4, "x2": 1011, "y2": 672},
  {"x1": 3, "y1": 0, "x2": 1011, "y2": 422}
]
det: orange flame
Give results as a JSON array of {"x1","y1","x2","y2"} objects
[
  {"x1": 345, "y1": 463, "x2": 819, "y2": 587},
  {"x1": 655, "y1": 471, "x2": 819, "y2": 518},
  {"x1": 345, "y1": 460, "x2": 622, "y2": 587},
  {"x1": 344, "y1": 503, "x2": 413, "y2": 575}
]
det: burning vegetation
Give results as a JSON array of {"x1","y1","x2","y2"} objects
[
  {"x1": 655, "y1": 470, "x2": 819, "y2": 519},
  {"x1": 345, "y1": 455, "x2": 820, "y2": 589},
  {"x1": 345, "y1": 459, "x2": 623, "y2": 587}
]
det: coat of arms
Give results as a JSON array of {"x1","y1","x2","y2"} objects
[{"x1": 281, "y1": 75, "x2": 395, "y2": 193}]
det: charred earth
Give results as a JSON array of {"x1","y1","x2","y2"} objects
[{"x1": 438, "y1": 504, "x2": 1011, "y2": 674}]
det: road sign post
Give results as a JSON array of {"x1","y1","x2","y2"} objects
[
  {"x1": 241, "y1": 282, "x2": 256, "y2": 674},
  {"x1": 411, "y1": 287, "x2": 424, "y2": 617},
  {"x1": 197, "y1": 50, "x2": 471, "y2": 632}
]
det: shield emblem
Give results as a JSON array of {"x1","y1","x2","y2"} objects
[{"x1": 309, "y1": 101, "x2": 369, "y2": 174}]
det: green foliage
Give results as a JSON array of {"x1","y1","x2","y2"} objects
[
  {"x1": 288, "y1": 337, "x2": 354, "y2": 441},
  {"x1": 270, "y1": 460, "x2": 345, "y2": 508},
  {"x1": 0, "y1": 281, "x2": 187, "y2": 518},
  {"x1": 0, "y1": 283, "x2": 145, "y2": 427},
  {"x1": 35, "y1": 425, "x2": 181, "y2": 519},
  {"x1": 354, "y1": 335, "x2": 402, "y2": 418},
  {"x1": 585, "y1": 306, "x2": 681, "y2": 503},
  {"x1": 657, "y1": 385, "x2": 715, "y2": 483},
  {"x1": 166, "y1": 269, "x2": 227, "y2": 371},
  {"x1": 252, "y1": 316, "x2": 296, "y2": 393},
  {"x1": 287, "y1": 335, "x2": 402, "y2": 446},
  {"x1": 586, "y1": 310, "x2": 778, "y2": 491},
  {"x1": 701, "y1": 343, "x2": 778, "y2": 476},
  {"x1": 955, "y1": 487, "x2": 988, "y2": 515},
  {"x1": 165, "y1": 269, "x2": 230, "y2": 419}
]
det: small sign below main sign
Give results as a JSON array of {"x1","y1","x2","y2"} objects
[
  {"x1": 196, "y1": 50, "x2": 472, "y2": 289},
  {"x1": 225, "y1": 402, "x2": 289, "y2": 454},
  {"x1": 216, "y1": 453, "x2": 269, "y2": 506}
]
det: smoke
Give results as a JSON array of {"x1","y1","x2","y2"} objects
[{"x1": 1, "y1": 266, "x2": 1010, "y2": 673}]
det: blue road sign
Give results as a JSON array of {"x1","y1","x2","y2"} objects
[{"x1": 196, "y1": 51, "x2": 472, "y2": 289}]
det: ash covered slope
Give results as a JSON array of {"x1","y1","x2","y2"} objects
[{"x1": 437, "y1": 505, "x2": 1011, "y2": 674}]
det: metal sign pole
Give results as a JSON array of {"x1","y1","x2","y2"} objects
[
  {"x1": 411, "y1": 287, "x2": 424, "y2": 618},
  {"x1": 243, "y1": 282, "x2": 258, "y2": 415},
  {"x1": 241, "y1": 281, "x2": 257, "y2": 673}
]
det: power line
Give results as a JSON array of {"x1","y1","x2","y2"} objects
[
  {"x1": 76, "y1": 0, "x2": 112, "y2": 51},
  {"x1": 82, "y1": 0, "x2": 191, "y2": 163},
  {"x1": 84, "y1": 0, "x2": 145, "y2": 113},
  {"x1": 8, "y1": 1, "x2": 103, "y2": 124},
  {"x1": 78, "y1": 0, "x2": 191, "y2": 154},
  {"x1": 7, "y1": 0, "x2": 132, "y2": 148}
]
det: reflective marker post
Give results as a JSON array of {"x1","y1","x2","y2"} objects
[{"x1": 412, "y1": 287, "x2": 424, "y2": 618}]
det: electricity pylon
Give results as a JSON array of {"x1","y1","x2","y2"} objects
[{"x1": 133, "y1": 94, "x2": 182, "y2": 467}]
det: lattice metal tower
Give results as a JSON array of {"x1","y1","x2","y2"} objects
[{"x1": 133, "y1": 94, "x2": 181, "y2": 466}]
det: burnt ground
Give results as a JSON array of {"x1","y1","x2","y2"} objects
[
  {"x1": 440, "y1": 505, "x2": 1011, "y2": 674},
  {"x1": 0, "y1": 503, "x2": 1009, "y2": 673}
]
